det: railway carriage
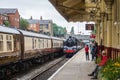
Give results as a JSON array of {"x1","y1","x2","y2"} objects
[
  {"x1": 51, "y1": 37, "x2": 64, "y2": 57},
  {"x1": 0, "y1": 26, "x2": 64, "y2": 79},
  {"x1": 0, "y1": 26, "x2": 21, "y2": 79},
  {"x1": 18, "y1": 29, "x2": 52, "y2": 60},
  {"x1": 0, "y1": 26, "x2": 21, "y2": 66}
]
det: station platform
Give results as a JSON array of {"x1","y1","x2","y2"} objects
[{"x1": 48, "y1": 49, "x2": 96, "y2": 80}]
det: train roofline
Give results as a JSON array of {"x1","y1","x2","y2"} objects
[
  {"x1": 51, "y1": 36, "x2": 65, "y2": 40},
  {"x1": 18, "y1": 29, "x2": 51, "y2": 39},
  {"x1": 0, "y1": 26, "x2": 20, "y2": 34},
  {"x1": 0, "y1": 26, "x2": 65, "y2": 40}
]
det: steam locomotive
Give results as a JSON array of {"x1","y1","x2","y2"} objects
[
  {"x1": 63, "y1": 36, "x2": 81, "y2": 58},
  {"x1": 0, "y1": 26, "x2": 64, "y2": 79}
]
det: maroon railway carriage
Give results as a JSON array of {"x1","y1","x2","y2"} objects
[{"x1": 0, "y1": 26, "x2": 64, "y2": 79}]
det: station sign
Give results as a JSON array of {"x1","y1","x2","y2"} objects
[{"x1": 85, "y1": 24, "x2": 94, "y2": 30}]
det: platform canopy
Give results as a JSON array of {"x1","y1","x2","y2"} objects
[{"x1": 49, "y1": 0, "x2": 98, "y2": 22}]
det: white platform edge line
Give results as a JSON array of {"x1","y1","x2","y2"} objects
[
  {"x1": 47, "y1": 51, "x2": 81, "y2": 80},
  {"x1": 47, "y1": 57, "x2": 73, "y2": 80}
]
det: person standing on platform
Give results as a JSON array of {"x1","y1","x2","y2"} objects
[
  {"x1": 94, "y1": 42, "x2": 98, "y2": 60},
  {"x1": 90, "y1": 41, "x2": 96, "y2": 61},
  {"x1": 85, "y1": 45, "x2": 89, "y2": 61}
]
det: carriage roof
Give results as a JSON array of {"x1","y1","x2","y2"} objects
[
  {"x1": 18, "y1": 29, "x2": 51, "y2": 39},
  {"x1": 0, "y1": 26, "x2": 20, "y2": 34},
  {"x1": 51, "y1": 36, "x2": 64, "y2": 41}
]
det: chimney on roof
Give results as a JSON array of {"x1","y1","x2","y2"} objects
[
  {"x1": 30, "y1": 16, "x2": 33, "y2": 20},
  {"x1": 40, "y1": 16, "x2": 42, "y2": 20}
]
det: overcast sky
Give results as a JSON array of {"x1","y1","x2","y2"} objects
[{"x1": 0, "y1": 0, "x2": 93, "y2": 35}]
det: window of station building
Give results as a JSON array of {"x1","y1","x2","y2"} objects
[
  {"x1": 0, "y1": 34, "x2": 3, "y2": 51},
  {"x1": 40, "y1": 24, "x2": 43, "y2": 26},
  {"x1": 40, "y1": 24, "x2": 43, "y2": 27},
  {"x1": 6, "y1": 35, "x2": 12, "y2": 51},
  {"x1": 46, "y1": 24, "x2": 48, "y2": 29},
  {"x1": 4, "y1": 17, "x2": 8, "y2": 20},
  {"x1": 33, "y1": 24, "x2": 36, "y2": 28}
]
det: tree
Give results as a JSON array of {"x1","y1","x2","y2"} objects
[
  {"x1": 20, "y1": 18, "x2": 29, "y2": 30},
  {"x1": 52, "y1": 23, "x2": 67, "y2": 37},
  {"x1": 52, "y1": 23, "x2": 58, "y2": 36},
  {"x1": 4, "y1": 21, "x2": 10, "y2": 27},
  {"x1": 30, "y1": 16, "x2": 33, "y2": 20},
  {"x1": 63, "y1": 27, "x2": 67, "y2": 35},
  {"x1": 70, "y1": 26, "x2": 74, "y2": 35}
]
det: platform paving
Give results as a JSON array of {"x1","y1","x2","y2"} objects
[{"x1": 48, "y1": 49, "x2": 96, "y2": 80}]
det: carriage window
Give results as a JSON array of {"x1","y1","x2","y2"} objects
[
  {"x1": 0, "y1": 35, "x2": 3, "y2": 51},
  {"x1": 40, "y1": 39, "x2": 43, "y2": 48},
  {"x1": 54, "y1": 42, "x2": 57, "y2": 47},
  {"x1": 32, "y1": 38, "x2": 34, "y2": 49},
  {"x1": 38, "y1": 39, "x2": 41, "y2": 48},
  {"x1": 7, "y1": 41, "x2": 12, "y2": 51},
  {"x1": 6, "y1": 35, "x2": 12, "y2": 51},
  {"x1": 0, "y1": 35, "x2": 3, "y2": 40},
  {"x1": 38, "y1": 39, "x2": 44, "y2": 48},
  {"x1": 0, "y1": 41, "x2": 3, "y2": 51},
  {"x1": 47, "y1": 40, "x2": 48, "y2": 47},
  {"x1": 34, "y1": 39, "x2": 36, "y2": 48}
]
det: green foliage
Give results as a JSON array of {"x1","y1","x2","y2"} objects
[
  {"x1": 70, "y1": 26, "x2": 74, "y2": 34},
  {"x1": 63, "y1": 27, "x2": 67, "y2": 35},
  {"x1": 96, "y1": 56, "x2": 101, "y2": 64},
  {"x1": 4, "y1": 21, "x2": 10, "y2": 26},
  {"x1": 100, "y1": 58, "x2": 120, "y2": 80},
  {"x1": 52, "y1": 23, "x2": 67, "y2": 37},
  {"x1": 20, "y1": 18, "x2": 29, "y2": 30}
]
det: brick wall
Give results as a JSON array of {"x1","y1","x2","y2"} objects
[
  {"x1": 28, "y1": 22, "x2": 40, "y2": 32},
  {"x1": 8, "y1": 10, "x2": 20, "y2": 28}
]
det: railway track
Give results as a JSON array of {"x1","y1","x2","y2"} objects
[{"x1": 11, "y1": 56, "x2": 69, "y2": 80}]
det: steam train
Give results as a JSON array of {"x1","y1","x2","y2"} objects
[
  {"x1": 63, "y1": 36, "x2": 82, "y2": 58},
  {"x1": 0, "y1": 26, "x2": 64, "y2": 79}
]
